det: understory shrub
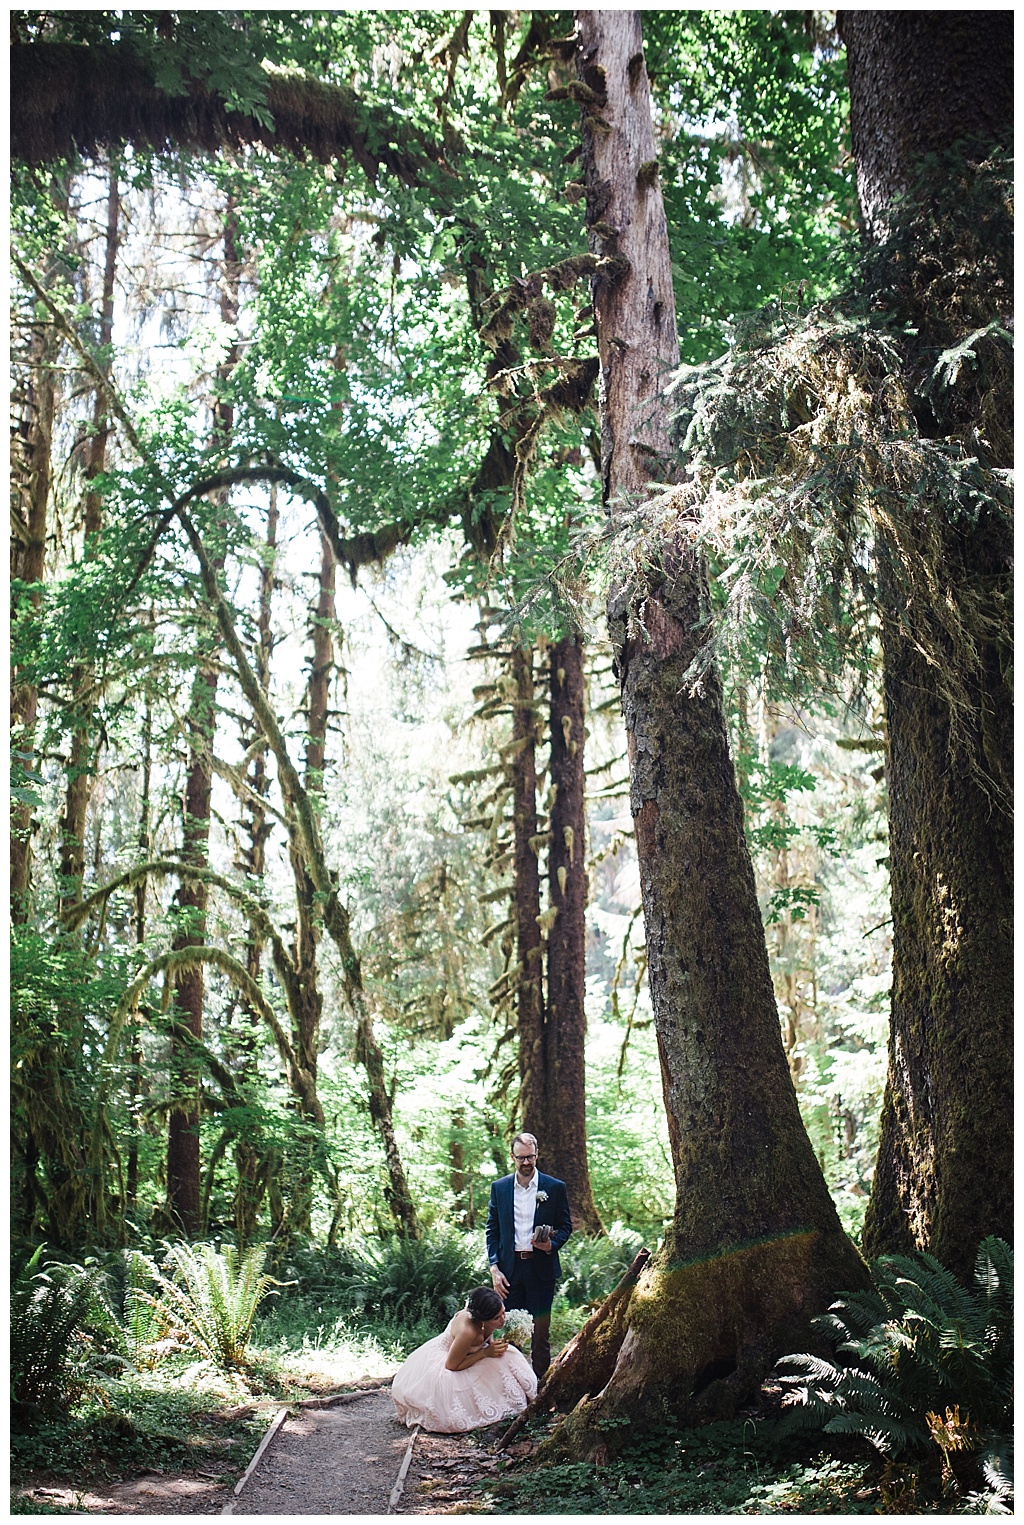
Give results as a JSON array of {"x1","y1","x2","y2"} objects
[
  {"x1": 557, "y1": 1222, "x2": 645, "y2": 1307},
  {"x1": 151, "y1": 1241, "x2": 279, "y2": 1369},
  {"x1": 337, "y1": 1224, "x2": 483, "y2": 1326},
  {"x1": 775, "y1": 1236, "x2": 1012, "y2": 1504},
  {"x1": 11, "y1": 1248, "x2": 120, "y2": 1426},
  {"x1": 105, "y1": 1249, "x2": 173, "y2": 1370}
]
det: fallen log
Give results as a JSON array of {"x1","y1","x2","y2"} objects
[{"x1": 496, "y1": 1246, "x2": 650, "y2": 1449}]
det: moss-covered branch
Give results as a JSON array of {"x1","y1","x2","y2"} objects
[{"x1": 12, "y1": 42, "x2": 445, "y2": 183}]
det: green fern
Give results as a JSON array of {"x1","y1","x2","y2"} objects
[
  {"x1": 153, "y1": 1241, "x2": 278, "y2": 1369},
  {"x1": 11, "y1": 1249, "x2": 115, "y2": 1422},
  {"x1": 118, "y1": 1249, "x2": 171, "y2": 1369},
  {"x1": 965, "y1": 1440, "x2": 1014, "y2": 1515},
  {"x1": 775, "y1": 1238, "x2": 1013, "y2": 1468},
  {"x1": 558, "y1": 1225, "x2": 645, "y2": 1307},
  {"x1": 339, "y1": 1226, "x2": 481, "y2": 1326}
]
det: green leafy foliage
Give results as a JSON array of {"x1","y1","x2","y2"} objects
[
  {"x1": 11, "y1": 1249, "x2": 119, "y2": 1425},
  {"x1": 557, "y1": 1224, "x2": 645, "y2": 1307},
  {"x1": 644, "y1": 10, "x2": 855, "y2": 364},
  {"x1": 333, "y1": 1225, "x2": 483, "y2": 1327},
  {"x1": 151, "y1": 1241, "x2": 279, "y2": 1369},
  {"x1": 487, "y1": 1415, "x2": 877, "y2": 1515},
  {"x1": 775, "y1": 1238, "x2": 1013, "y2": 1465},
  {"x1": 10, "y1": 1367, "x2": 262, "y2": 1489},
  {"x1": 111, "y1": 1249, "x2": 171, "y2": 1369}
]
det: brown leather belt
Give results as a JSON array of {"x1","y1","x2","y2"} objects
[{"x1": 514, "y1": 1250, "x2": 534, "y2": 1259}]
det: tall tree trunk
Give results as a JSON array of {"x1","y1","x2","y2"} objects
[
  {"x1": 166, "y1": 656, "x2": 216, "y2": 1237},
  {"x1": 511, "y1": 646, "x2": 547, "y2": 1145},
  {"x1": 283, "y1": 525, "x2": 336, "y2": 1237},
  {"x1": 540, "y1": 12, "x2": 866, "y2": 1453},
  {"x1": 126, "y1": 689, "x2": 152, "y2": 1212},
  {"x1": 11, "y1": 178, "x2": 67, "y2": 921},
  {"x1": 58, "y1": 160, "x2": 120, "y2": 912},
  {"x1": 166, "y1": 210, "x2": 241, "y2": 1237},
  {"x1": 449, "y1": 1107, "x2": 474, "y2": 1227},
  {"x1": 545, "y1": 634, "x2": 603, "y2": 1233},
  {"x1": 233, "y1": 487, "x2": 278, "y2": 1247},
  {"x1": 10, "y1": 340, "x2": 53, "y2": 924},
  {"x1": 839, "y1": 11, "x2": 1013, "y2": 1277}
]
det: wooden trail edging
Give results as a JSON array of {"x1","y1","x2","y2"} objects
[
  {"x1": 221, "y1": 1377, "x2": 395, "y2": 1514},
  {"x1": 497, "y1": 1246, "x2": 651, "y2": 1449},
  {"x1": 221, "y1": 1405, "x2": 289, "y2": 1513},
  {"x1": 387, "y1": 1424, "x2": 421, "y2": 1513}
]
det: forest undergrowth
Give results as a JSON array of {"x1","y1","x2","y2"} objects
[{"x1": 12, "y1": 1231, "x2": 1012, "y2": 1516}]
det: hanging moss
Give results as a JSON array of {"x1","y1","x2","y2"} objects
[{"x1": 610, "y1": 153, "x2": 1013, "y2": 811}]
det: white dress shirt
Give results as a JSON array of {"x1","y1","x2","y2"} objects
[{"x1": 513, "y1": 1173, "x2": 538, "y2": 1251}]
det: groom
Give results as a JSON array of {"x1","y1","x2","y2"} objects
[{"x1": 486, "y1": 1132, "x2": 572, "y2": 1379}]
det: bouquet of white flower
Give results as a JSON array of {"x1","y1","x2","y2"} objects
[{"x1": 495, "y1": 1307, "x2": 533, "y2": 1351}]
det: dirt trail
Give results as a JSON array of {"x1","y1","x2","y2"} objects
[
  {"x1": 227, "y1": 1391, "x2": 509, "y2": 1516},
  {"x1": 14, "y1": 1386, "x2": 522, "y2": 1515},
  {"x1": 226, "y1": 1389, "x2": 410, "y2": 1515}
]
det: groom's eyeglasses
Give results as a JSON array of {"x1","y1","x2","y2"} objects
[{"x1": 513, "y1": 1153, "x2": 537, "y2": 1163}]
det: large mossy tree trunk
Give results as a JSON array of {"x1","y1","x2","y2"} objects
[
  {"x1": 541, "y1": 11, "x2": 868, "y2": 1454},
  {"x1": 840, "y1": 10, "x2": 1013, "y2": 1279},
  {"x1": 545, "y1": 633, "x2": 603, "y2": 1234}
]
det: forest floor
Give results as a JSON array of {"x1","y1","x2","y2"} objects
[{"x1": 12, "y1": 1381, "x2": 511, "y2": 1516}]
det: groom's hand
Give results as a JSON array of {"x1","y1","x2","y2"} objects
[{"x1": 490, "y1": 1264, "x2": 510, "y2": 1296}]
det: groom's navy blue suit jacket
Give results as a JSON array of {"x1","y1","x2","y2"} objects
[{"x1": 485, "y1": 1171, "x2": 572, "y2": 1283}]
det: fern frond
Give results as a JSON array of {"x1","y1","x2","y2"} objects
[{"x1": 771, "y1": 1240, "x2": 1013, "y2": 1464}]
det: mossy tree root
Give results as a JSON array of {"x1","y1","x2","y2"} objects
[
  {"x1": 536, "y1": 1230, "x2": 866, "y2": 1462},
  {"x1": 498, "y1": 1247, "x2": 651, "y2": 1449}
]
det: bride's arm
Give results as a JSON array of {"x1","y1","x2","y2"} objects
[{"x1": 445, "y1": 1321, "x2": 507, "y2": 1372}]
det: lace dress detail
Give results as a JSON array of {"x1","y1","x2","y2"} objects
[{"x1": 391, "y1": 1315, "x2": 537, "y2": 1433}]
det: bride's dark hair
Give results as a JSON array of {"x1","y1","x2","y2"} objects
[{"x1": 466, "y1": 1286, "x2": 503, "y2": 1324}]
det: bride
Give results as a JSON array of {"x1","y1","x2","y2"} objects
[{"x1": 391, "y1": 1286, "x2": 537, "y2": 1432}]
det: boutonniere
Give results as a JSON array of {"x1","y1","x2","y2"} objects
[{"x1": 536, "y1": 1190, "x2": 548, "y2": 1204}]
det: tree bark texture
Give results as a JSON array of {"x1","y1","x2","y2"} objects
[
  {"x1": 840, "y1": 10, "x2": 1014, "y2": 1276},
  {"x1": 545, "y1": 635, "x2": 603, "y2": 1234},
  {"x1": 839, "y1": 11, "x2": 1013, "y2": 241},
  {"x1": 11, "y1": 238, "x2": 63, "y2": 922},
  {"x1": 548, "y1": 10, "x2": 867, "y2": 1448},
  {"x1": 166, "y1": 657, "x2": 216, "y2": 1238},
  {"x1": 233, "y1": 489, "x2": 278, "y2": 1246},
  {"x1": 59, "y1": 160, "x2": 120, "y2": 913},
  {"x1": 511, "y1": 646, "x2": 547, "y2": 1141},
  {"x1": 166, "y1": 211, "x2": 241, "y2": 1238},
  {"x1": 127, "y1": 691, "x2": 153, "y2": 1212},
  {"x1": 282, "y1": 526, "x2": 336, "y2": 1236},
  {"x1": 449, "y1": 1107, "x2": 475, "y2": 1227}
]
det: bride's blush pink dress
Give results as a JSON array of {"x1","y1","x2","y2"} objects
[{"x1": 391, "y1": 1315, "x2": 537, "y2": 1432}]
